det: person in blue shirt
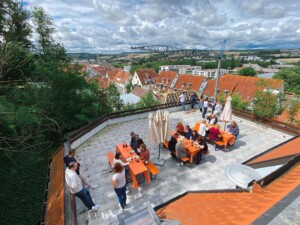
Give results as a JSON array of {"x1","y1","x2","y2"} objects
[
  {"x1": 227, "y1": 121, "x2": 239, "y2": 140},
  {"x1": 184, "y1": 125, "x2": 193, "y2": 140}
]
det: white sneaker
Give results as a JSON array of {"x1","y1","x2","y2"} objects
[
  {"x1": 90, "y1": 184, "x2": 98, "y2": 189},
  {"x1": 180, "y1": 162, "x2": 184, "y2": 167},
  {"x1": 91, "y1": 204, "x2": 99, "y2": 211}
]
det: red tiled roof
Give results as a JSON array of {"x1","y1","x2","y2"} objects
[
  {"x1": 113, "y1": 71, "x2": 131, "y2": 84},
  {"x1": 173, "y1": 74, "x2": 205, "y2": 91},
  {"x1": 107, "y1": 69, "x2": 122, "y2": 80},
  {"x1": 154, "y1": 71, "x2": 178, "y2": 91},
  {"x1": 135, "y1": 69, "x2": 159, "y2": 86},
  {"x1": 247, "y1": 137, "x2": 300, "y2": 165},
  {"x1": 87, "y1": 77, "x2": 112, "y2": 90},
  {"x1": 45, "y1": 146, "x2": 65, "y2": 225},
  {"x1": 275, "y1": 103, "x2": 300, "y2": 125},
  {"x1": 131, "y1": 86, "x2": 148, "y2": 98},
  {"x1": 157, "y1": 162, "x2": 300, "y2": 225},
  {"x1": 90, "y1": 66, "x2": 107, "y2": 76},
  {"x1": 202, "y1": 74, "x2": 284, "y2": 100}
]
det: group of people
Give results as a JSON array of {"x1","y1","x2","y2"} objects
[
  {"x1": 178, "y1": 93, "x2": 223, "y2": 121},
  {"x1": 169, "y1": 119, "x2": 240, "y2": 165},
  {"x1": 64, "y1": 132, "x2": 151, "y2": 212}
]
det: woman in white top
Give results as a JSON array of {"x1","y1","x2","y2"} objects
[
  {"x1": 112, "y1": 163, "x2": 127, "y2": 209},
  {"x1": 198, "y1": 120, "x2": 208, "y2": 137},
  {"x1": 202, "y1": 98, "x2": 209, "y2": 119}
]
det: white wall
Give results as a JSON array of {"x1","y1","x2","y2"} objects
[{"x1": 70, "y1": 106, "x2": 182, "y2": 149}]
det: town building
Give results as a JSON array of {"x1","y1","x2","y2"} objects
[{"x1": 132, "y1": 69, "x2": 159, "y2": 89}]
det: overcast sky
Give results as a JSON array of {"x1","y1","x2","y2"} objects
[{"x1": 25, "y1": 0, "x2": 300, "y2": 53}]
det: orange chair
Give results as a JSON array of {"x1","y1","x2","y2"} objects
[
  {"x1": 145, "y1": 161, "x2": 160, "y2": 180},
  {"x1": 106, "y1": 151, "x2": 115, "y2": 168}
]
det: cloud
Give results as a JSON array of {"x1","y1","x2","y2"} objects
[{"x1": 25, "y1": 0, "x2": 300, "y2": 52}]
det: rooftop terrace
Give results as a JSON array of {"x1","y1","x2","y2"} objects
[{"x1": 72, "y1": 109, "x2": 292, "y2": 225}]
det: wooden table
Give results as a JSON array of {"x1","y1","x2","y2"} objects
[
  {"x1": 116, "y1": 144, "x2": 151, "y2": 189},
  {"x1": 220, "y1": 131, "x2": 235, "y2": 148},
  {"x1": 171, "y1": 130, "x2": 200, "y2": 163},
  {"x1": 194, "y1": 121, "x2": 235, "y2": 148}
]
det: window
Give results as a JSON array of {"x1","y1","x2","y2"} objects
[{"x1": 223, "y1": 90, "x2": 228, "y2": 95}]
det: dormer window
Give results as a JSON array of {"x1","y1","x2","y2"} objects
[
  {"x1": 167, "y1": 79, "x2": 170, "y2": 83},
  {"x1": 181, "y1": 82, "x2": 186, "y2": 88},
  {"x1": 162, "y1": 78, "x2": 165, "y2": 83},
  {"x1": 223, "y1": 90, "x2": 228, "y2": 95}
]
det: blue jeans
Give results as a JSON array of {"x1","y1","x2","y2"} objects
[
  {"x1": 114, "y1": 185, "x2": 127, "y2": 209},
  {"x1": 181, "y1": 102, "x2": 186, "y2": 111},
  {"x1": 74, "y1": 188, "x2": 95, "y2": 209},
  {"x1": 202, "y1": 107, "x2": 207, "y2": 118}
]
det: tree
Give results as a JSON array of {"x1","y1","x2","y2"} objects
[
  {"x1": 125, "y1": 80, "x2": 134, "y2": 93},
  {"x1": 229, "y1": 55, "x2": 236, "y2": 69},
  {"x1": 252, "y1": 80, "x2": 278, "y2": 118},
  {"x1": 136, "y1": 92, "x2": 160, "y2": 108},
  {"x1": 231, "y1": 93, "x2": 249, "y2": 110},
  {"x1": 274, "y1": 66, "x2": 300, "y2": 94},
  {"x1": 105, "y1": 84, "x2": 123, "y2": 111},
  {"x1": 238, "y1": 67, "x2": 257, "y2": 76},
  {"x1": 287, "y1": 100, "x2": 300, "y2": 125}
]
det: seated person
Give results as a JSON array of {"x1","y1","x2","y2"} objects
[
  {"x1": 198, "y1": 119, "x2": 209, "y2": 137},
  {"x1": 130, "y1": 132, "x2": 139, "y2": 151},
  {"x1": 207, "y1": 114, "x2": 218, "y2": 125},
  {"x1": 136, "y1": 138, "x2": 144, "y2": 155},
  {"x1": 112, "y1": 152, "x2": 129, "y2": 178},
  {"x1": 183, "y1": 125, "x2": 193, "y2": 140},
  {"x1": 139, "y1": 144, "x2": 150, "y2": 164},
  {"x1": 208, "y1": 124, "x2": 221, "y2": 142},
  {"x1": 176, "y1": 122, "x2": 184, "y2": 135},
  {"x1": 175, "y1": 137, "x2": 187, "y2": 166},
  {"x1": 194, "y1": 136, "x2": 208, "y2": 164},
  {"x1": 191, "y1": 130, "x2": 199, "y2": 141},
  {"x1": 227, "y1": 121, "x2": 239, "y2": 139},
  {"x1": 168, "y1": 133, "x2": 179, "y2": 158}
]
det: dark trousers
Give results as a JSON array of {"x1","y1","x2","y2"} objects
[
  {"x1": 114, "y1": 185, "x2": 127, "y2": 209},
  {"x1": 74, "y1": 188, "x2": 95, "y2": 209},
  {"x1": 202, "y1": 107, "x2": 207, "y2": 118},
  {"x1": 195, "y1": 151, "x2": 203, "y2": 164}
]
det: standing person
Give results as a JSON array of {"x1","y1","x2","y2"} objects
[
  {"x1": 112, "y1": 152, "x2": 130, "y2": 178},
  {"x1": 212, "y1": 98, "x2": 218, "y2": 113},
  {"x1": 64, "y1": 149, "x2": 97, "y2": 189},
  {"x1": 214, "y1": 102, "x2": 223, "y2": 117},
  {"x1": 198, "y1": 120, "x2": 209, "y2": 137},
  {"x1": 179, "y1": 93, "x2": 186, "y2": 111},
  {"x1": 194, "y1": 136, "x2": 208, "y2": 164},
  {"x1": 198, "y1": 95, "x2": 204, "y2": 113},
  {"x1": 130, "y1": 132, "x2": 139, "y2": 152},
  {"x1": 202, "y1": 98, "x2": 209, "y2": 119},
  {"x1": 139, "y1": 144, "x2": 150, "y2": 163},
  {"x1": 190, "y1": 93, "x2": 197, "y2": 110},
  {"x1": 112, "y1": 163, "x2": 127, "y2": 210},
  {"x1": 65, "y1": 162, "x2": 99, "y2": 211}
]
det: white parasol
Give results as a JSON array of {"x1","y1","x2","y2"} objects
[
  {"x1": 220, "y1": 96, "x2": 233, "y2": 129},
  {"x1": 147, "y1": 112, "x2": 157, "y2": 145}
]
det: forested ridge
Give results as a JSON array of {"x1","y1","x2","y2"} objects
[{"x1": 0, "y1": 2, "x2": 115, "y2": 224}]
